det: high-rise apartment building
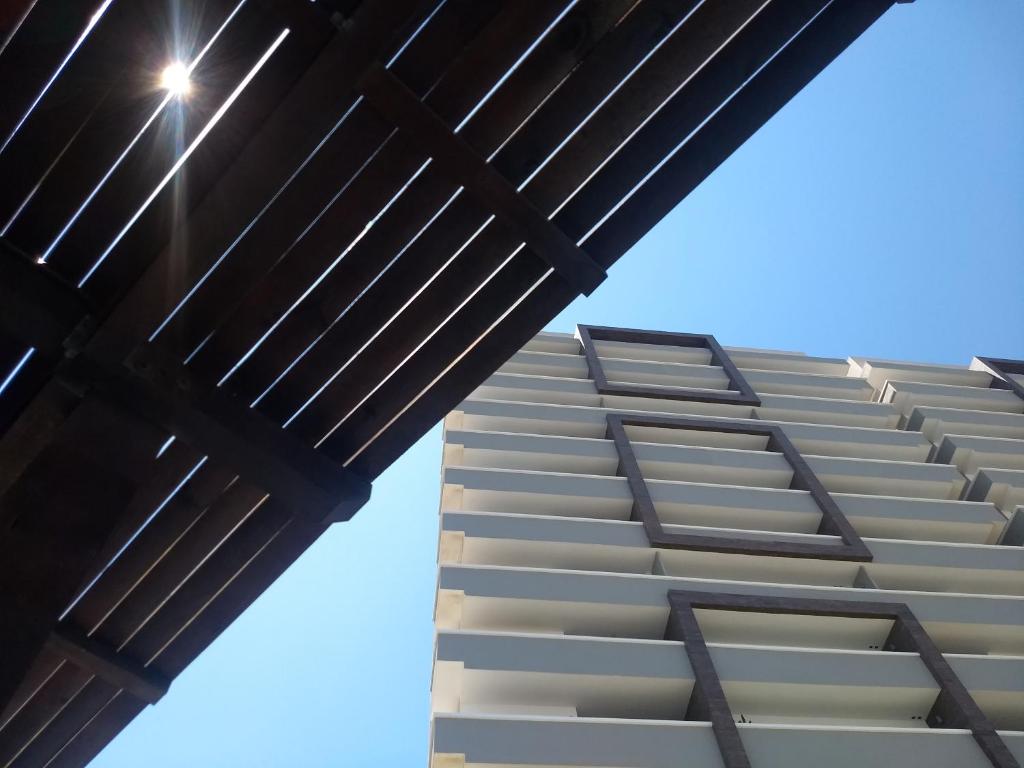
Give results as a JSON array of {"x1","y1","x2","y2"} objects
[{"x1": 428, "y1": 325, "x2": 1024, "y2": 768}]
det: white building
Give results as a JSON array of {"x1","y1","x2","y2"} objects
[{"x1": 429, "y1": 325, "x2": 1024, "y2": 768}]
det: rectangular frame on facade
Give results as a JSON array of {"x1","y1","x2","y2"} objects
[
  {"x1": 666, "y1": 589, "x2": 1019, "y2": 768},
  {"x1": 576, "y1": 325, "x2": 761, "y2": 406},
  {"x1": 606, "y1": 413, "x2": 872, "y2": 561}
]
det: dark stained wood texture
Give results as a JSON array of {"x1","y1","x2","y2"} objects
[
  {"x1": 0, "y1": 238, "x2": 91, "y2": 358},
  {"x1": 178, "y1": 0, "x2": 575, "y2": 399},
  {"x1": 1, "y1": 0, "x2": 247, "y2": 258},
  {"x1": 153, "y1": 0, "x2": 513, "y2": 368},
  {"x1": 0, "y1": 397, "x2": 163, "y2": 721}
]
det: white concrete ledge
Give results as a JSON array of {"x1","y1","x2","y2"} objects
[
  {"x1": 476, "y1": 371, "x2": 892, "y2": 427},
  {"x1": 444, "y1": 428, "x2": 964, "y2": 499},
  {"x1": 449, "y1": 399, "x2": 930, "y2": 461},
  {"x1": 437, "y1": 564, "x2": 1024, "y2": 654},
  {"x1": 729, "y1": 349, "x2": 849, "y2": 376},
  {"x1": 442, "y1": 467, "x2": 1003, "y2": 543},
  {"x1": 440, "y1": 511, "x2": 1024, "y2": 595},
  {"x1": 431, "y1": 714, "x2": 1024, "y2": 767},
  {"x1": 969, "y1": 468, "x2": 1024, "y2": 516},
  {"x1": 881, "y1": 381, "x2": 1023, "y2": 417},
  {"x1": 433, "y1": 630, "x2": 1024, "y2": 727},
  {"x1": 935, "y1": 434, "x2": 1024, "y2": 475},
  {"x1": 907, "y1": 405, "x2": 1024, "y2": 442},
  {"x1": 849, "y1": 358, "x2": 992, "y2": 391}
]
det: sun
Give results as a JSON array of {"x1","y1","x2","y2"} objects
[{"x1": 159, "y1": 61, "x2": 191, "y2": 97}]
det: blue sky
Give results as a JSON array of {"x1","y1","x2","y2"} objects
[{"x1": 92, "y1": 2, "x2": 1022, "y2": 766}]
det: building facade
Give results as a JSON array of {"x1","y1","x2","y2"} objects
[{"x1": 429, "y1": 325, "x2": 1024, "y2": 768}]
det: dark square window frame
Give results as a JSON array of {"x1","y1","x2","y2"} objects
[
  {"x1": 606, "y1": 412, "x2": 872, "y2": 561},
  {"x1": 666, "y1": 589, "x2": 1017, "y2": 768},
  {"x1": 577, "y1": 325, "x2": 761, "y2": 406},
  {"x1": 976, "y1": 356, "x2": 1024, "y2": 402}
]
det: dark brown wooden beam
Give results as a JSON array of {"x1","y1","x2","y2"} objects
[
  {"x1": 0, "y1": 237, "x2": 90, "y2": 357},
  {"x1": 47, "y1": 623, "x2": 169, "y2": 704},
  {"x1": 59, "y1": 344, "x2": 370, "y2": 525},
  {"x1": 357, "y1": 62, "x2": 606, "y2": 297}
]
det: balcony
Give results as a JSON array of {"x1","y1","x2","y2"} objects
[{"x1": 432, "y1": 630, "x2": 1024, "y2": 729}]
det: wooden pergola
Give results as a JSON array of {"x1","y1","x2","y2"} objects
[{"x1": 0, "y1": 0, "x2": 904, "y2": 764}]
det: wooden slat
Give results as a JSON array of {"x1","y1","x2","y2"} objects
[
  {"x1": 73, "y1": 439, "x2": 203, "y2": 601},
  {"x1": 0, "y1": 663, "x2": 94, "y2": 766},
  {"x1": 0, "y1": 0, "x2": 363, "y2": 483},
  {"x1": 8, "y1": 677, "x2": 119, "y2": 768},
  {"x1": 0, "y1": 0, "x2": 36, "y2": 55},
  {"x1": 0, "y1": 649, "x2": 63, "y2": 731},
  {"x1": 81, "y1": 0, "x2": 433, "y2": 366},
  {"x1": 43, "y1": 515, "x2": 317, "y2": 765},
  {"x1": 79, "y1": 481, "x2": 269, "y2": 649},
  {"x1": 0, "y1": 1, "x2": 163, "y2": 228},
  {"x1": 0, "y1": 0, "x2": 100, "y2": 152},
  {"x1": 45, "y1": 1, "x2": 303, "y2": 286},
  {"x1": 283, "y1": 0, "x2": 771, "y2": 443},
  {"x1": 151, "y1": 518, "x2": 317, "y2": 678},
  {"x1": 32, "y1": 511, "x2": 316, "y2": 768},
  {"x1": 67, "y1": 463, "x2": 239, "y2": 634},
  {"x1": 118, "y1": 498, "x2": 297, "y2": 665},
  {"x1": 157, "y1": 0, "x2": 505, "y2": 366},
  {"x1": 46, "y1": 691, "x2": 144, "y2": 768},
  {"x1": 2, "y1": 0, "x2": 243, "y2": 257},
  {"x1": 176, "y1": 0, "x2": 521, "y2": 387},
  {"x1": 0, "y1": 1, "x2": 319, "y2": 447},
  {"x1": 243, "y1": 0, "x2": 644, "y2": 422},
  {"x1": 306, "y1": 0, "x2": 823, "y2": 454},
  {"x1": 347, "y1": 0, "x2": 897, "y2": 478}
]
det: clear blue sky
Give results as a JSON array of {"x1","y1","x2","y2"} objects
[{"x1": 92, "y1": 2, "x2": 1022, "y2": 766}]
